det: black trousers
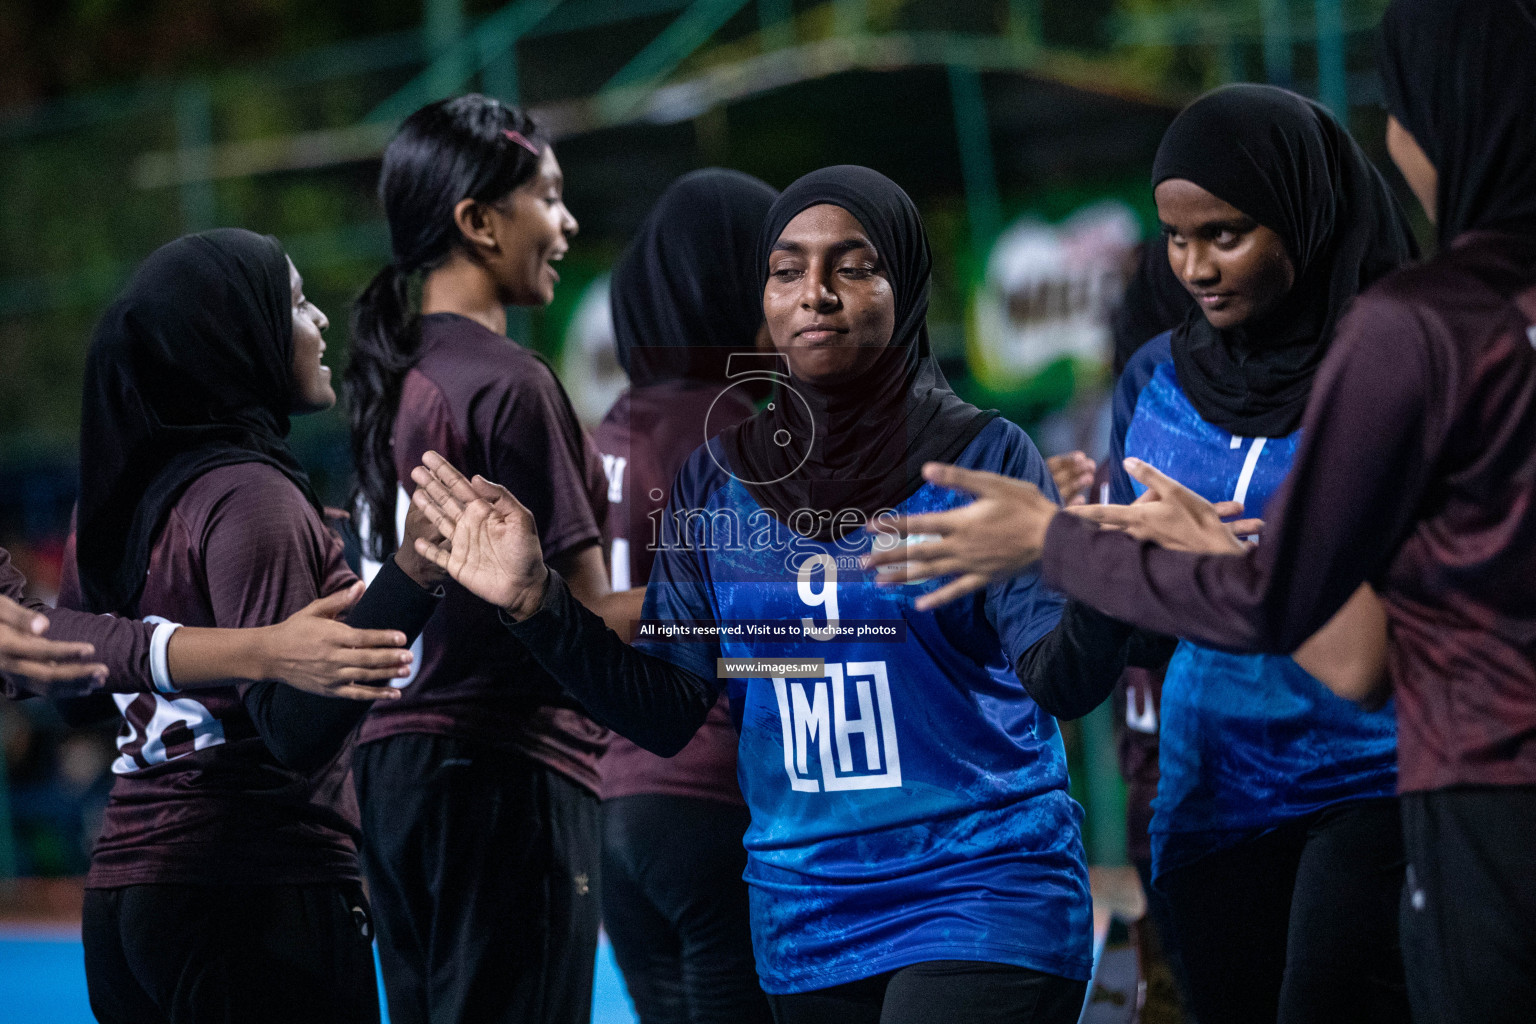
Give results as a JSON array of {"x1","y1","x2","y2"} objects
[
  {"x1": 1399, "y1": 785, "x2": 1536, "y2": 1024},
  {"x1": 353, "y1": 734, "x2": 601, "y2": 1024},
  {"x1": 765, "y1": 961, "x2": 1086, "y2": 1024},
  {"x1": 601, "y1": 794, "x2": 771, "y2": 1024},
  {"x1": 1156, "y1": 797, "x2": 1409, "y2": 1024},
  {"x1": 82, "y1": 881, "x2": 378, "y2": 1024},
  {"x1": 1133, "y1": 856, "x2": 1197, "y2": 1021}
]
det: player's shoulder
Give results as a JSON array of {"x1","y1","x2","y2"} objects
[
  {"x1": 953, "y1": 416, "x2": 1043, "y2": 479},
  {"x1": 673, "y1": 438, "x2": 737, "y2": 507},
  {"x1": 416, "y1": 313, "x2": 561, "y2": 405},
  {"x1": 182, "y1": 462, "x2": 311, "y2": 515},
  {"x1": 1122, "y1": 330, "x2": 1174, "y2": 391},
  {"x1": 178, "y1": 463, "x2": 324, "y2": 551}
]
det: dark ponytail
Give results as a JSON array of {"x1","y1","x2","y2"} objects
[{"x1": 346, "y1": 93, "x2": 548, "y2": 559}]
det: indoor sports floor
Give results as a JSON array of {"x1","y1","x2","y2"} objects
[{"x1": 0, "y1": 924, "x2": 641, "y2": 1024}]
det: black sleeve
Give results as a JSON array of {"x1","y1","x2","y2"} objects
[
  {"x1": 502, "y1": 570, "x2": 718, "y2": 756},
  {"x1": 54, "y1": 692, "x2": 118, "y2": 725},
  {"x1": 1126, "y1": 626, "x2": 1177, "y2": 671},
  {"x1": 243, "y1": 557, "x2": 441, "y2": 773},
  {"x1": 1014, "y1": 599, "x2": 1145, "y2": 721}
]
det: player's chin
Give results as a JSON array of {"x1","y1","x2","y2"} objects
[{"x1": 788, "y1": 349, "x2": 862, "y2": 385}]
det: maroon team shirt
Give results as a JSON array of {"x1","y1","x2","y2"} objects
[
  {"x1": 1045, "y1": 230, "x2": 1536, "y2": 794},
  {"x1": 2, "y1": 547, "x2": 160, "y2": 701},
  {"x1": 594, "y1": 382, "x2": 755, "y2": 804},
  {"x1": 61, "y1": 463, "x2": 361, "y2": 889},
  {"x1": 358, "y1": 313, "x2": 610, "y2": 793}
]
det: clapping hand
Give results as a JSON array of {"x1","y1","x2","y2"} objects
[
  {"x1": 1065, "y1": 458, "x2": 1263, "y2": 554},
  {"x1": 409, "y1": 451, "x2": 550, "y2": 620}
]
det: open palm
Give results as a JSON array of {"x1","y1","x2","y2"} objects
[{"x1": 410, "y1": 451, "x2": 550, "y2": 619}]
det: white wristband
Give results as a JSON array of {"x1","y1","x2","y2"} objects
[{"x1": 148, "y1": 619, "x2": 183, "y2": 695}]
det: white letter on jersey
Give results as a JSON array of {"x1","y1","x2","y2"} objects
[
  {"x1": 601, "y1": 454, "x2": 627, "y2": 505},
  {"x1": 773, "y1": 661, "x2": 901, "y2": 793}
]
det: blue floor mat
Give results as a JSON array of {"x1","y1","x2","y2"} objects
[{"x1": 0, "y1": 925, "x2": 639, "y2": 1024}]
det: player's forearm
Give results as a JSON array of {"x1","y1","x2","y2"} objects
[
  {"x1": 503, "y1": 570, "x2": 715, "y2": 756},
  {"x1": 1014, "y1": 600, "x2": 1138, "y2": 721},
  {"x1": 243, "y1": 557, "x2": 441, "y2": 773},
  {"x1": 164, "y1": 627, "x2": 269, "y2": 688}
]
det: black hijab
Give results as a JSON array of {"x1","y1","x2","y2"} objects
[
  {"x1": 720, "y1": 165, "x2": 997, "y2": 542},
  {"x1": 1380, "y1": 0, "x2": 1536, "y2": 248},
  {"x1": 76, "y1": 229, "x2": 320, "y2": 615},
  {"x1": 612, "y1": 168, "x2": 778, "y2": 386},
  {"x1": 1153, "y1": 84, "x2": 1418, "y2": 437}
]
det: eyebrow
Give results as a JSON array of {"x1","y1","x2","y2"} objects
[
  {"x1": 770, "y1": 237, "x2": 878, "y2": 257},
  {"x1": 1160, "y1": 217, "x2": 1256, "y2": 235}
]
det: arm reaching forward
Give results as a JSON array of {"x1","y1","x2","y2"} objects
[{"x1": 409, "y1": 450, "x2": 717, "y2": 755}]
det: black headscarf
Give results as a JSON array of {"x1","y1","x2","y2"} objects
[
  {"x1": 612, "y1": 168, "x2": 778, "y2": 386},
  {"x1": 1152, "y1": 84, "x2": 1418, "y2": 437},
  {"x1": 720, "y1": 165, "x2": 997, "y2": 541},
  {"x1": 76, "y1": 229, "x2": 320, "y2": 615},
  {"x1": 1380, "y1": 0, "x2": 1536, "y2": 248}
]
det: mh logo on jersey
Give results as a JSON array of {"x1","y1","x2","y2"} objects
[{"x1": 772, "y1": 661, "x2": 902, "y2": 792}]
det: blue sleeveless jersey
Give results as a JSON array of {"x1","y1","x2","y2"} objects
[
  {"x1": 635, "y1": 417, "x2": 1091, "y2": 993},
  {"x1": 1113, "y1": 333, "x2": 1397, "y2": 876}
]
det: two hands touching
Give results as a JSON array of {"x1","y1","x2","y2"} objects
[
  {"x1": 860, "y1": 454, "x2": 1387, "y2": 705},
  {"x1": 403, "y1": 447, "x2": 1258, "y2": 623},
  {"x1": 407, "y1": 451, "x2": 644, "y2": 639},
  {"x1": 861, "y1": 456, "x2": 1262, "y2": 612}
]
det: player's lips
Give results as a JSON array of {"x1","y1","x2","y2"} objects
[
  {"x1": 1194, "y1": 291, "x2": 1234, "y2": 307},
  {"x1": 795, "y1": 323, "x2": 847, "y2": 343},
  {"x1": 543, "y1": 248, "x2": 566, "y2": 282}
]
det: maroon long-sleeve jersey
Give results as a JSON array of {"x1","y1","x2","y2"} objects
[
  {"x1": 1045, "y1": 230, "x2": 1536, "y2": 794},
  {"x1": 62, "y1": 463, "x2": 361, "y2": 888}
]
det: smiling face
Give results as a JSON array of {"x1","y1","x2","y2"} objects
[
  {"x1": 763, "y1": 204, "x2": 897, "y2": 385},
  {"x1": 1154, "y1": 178, "x2": 1296, "y2": 331},
  {"x1": 485, "y1": 146, "x2": 578, "y2": 307},
  {"x1": 287, "y1": 258, "x2": 334, "y2": 413}
]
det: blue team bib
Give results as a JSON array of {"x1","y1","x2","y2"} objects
[
  {"x1": 637, "y1": 418, "x2": 1092, "y2": 992},
  {"x1": 1121, "y1": 358, "x2": 1397, "y2": 876}
]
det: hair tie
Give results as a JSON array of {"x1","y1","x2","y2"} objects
[{"x1": 503, "y1": 129, "x2": 541, "y2": 157}]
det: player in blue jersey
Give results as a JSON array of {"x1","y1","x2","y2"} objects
[
  {"x1": 405, "y1": 166, "x2": 1130, "y2": 1023},
  {"x1": 872, "y1": 87, "x2": 1418, "y2": 1024}
]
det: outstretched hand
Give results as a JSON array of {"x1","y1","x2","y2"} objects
[
  {"x1": 0, "y1": 594, "x2": 107, "y2": 695},
  {"x1": 860, "y1": 462, "x2": 1060, "y2": 612},
  {"x1": 410, "y1": 451, "x2": 550, "y2": 620},
  {"x1": 1065, "y1": 458, "x2": 1263, "y2": 553},
  {"x1": 256, "y1": 583, "x2": 412, "y2": 701}
]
